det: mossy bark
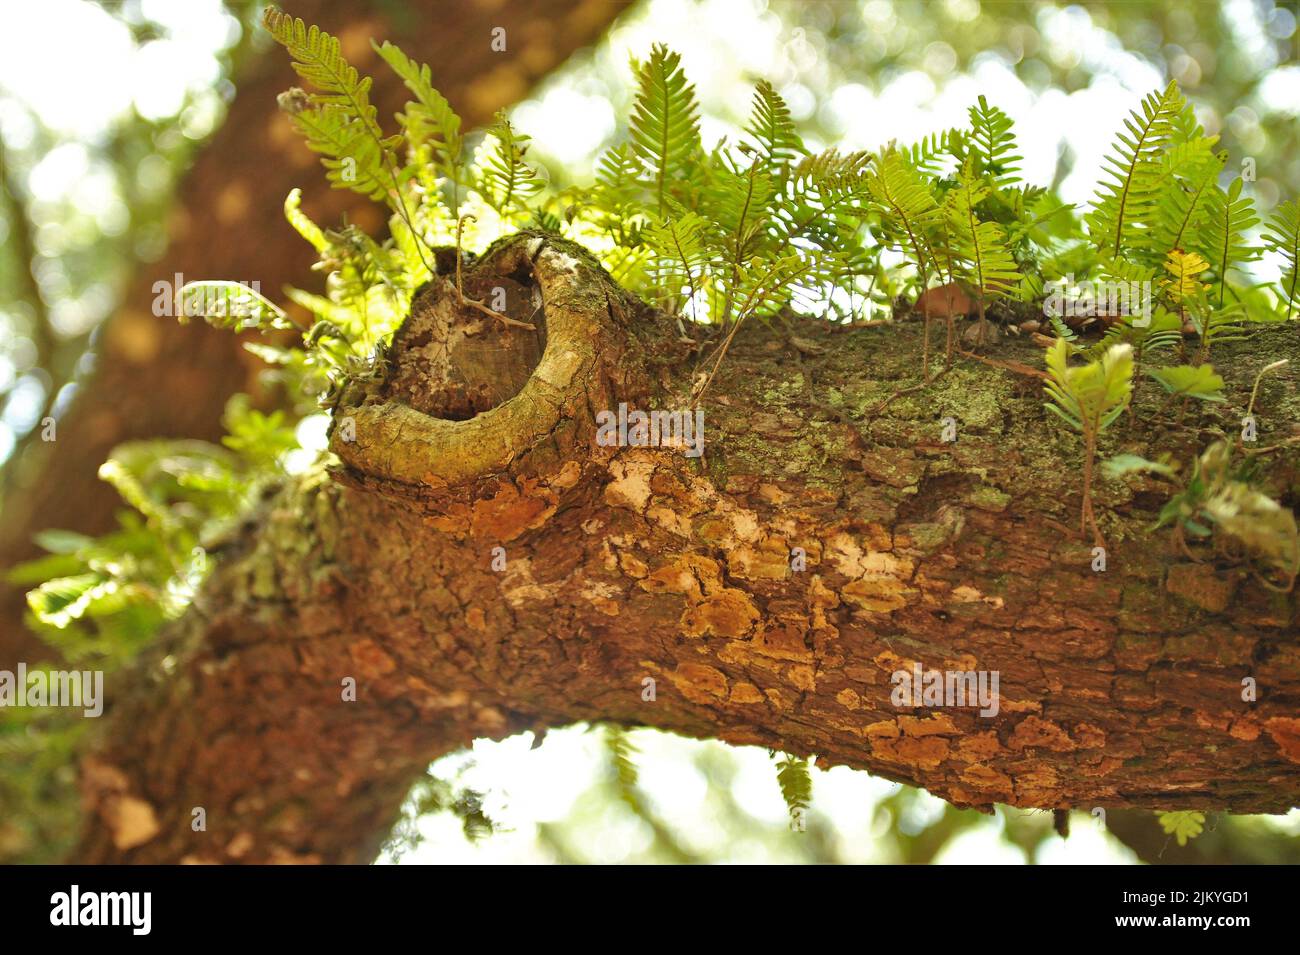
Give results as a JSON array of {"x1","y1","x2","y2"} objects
[{"x1": 76, "y1": 234, "x2": 1300, "y2": 863}]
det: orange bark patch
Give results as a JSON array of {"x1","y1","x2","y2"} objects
[
  {"x1": 899, "y1": 713, "x2": 959, "y2": 737},
  {"x1": 956, "y1": 731, "x2": 1003, "y2": 761},
  {"x1": 1264, "y1": 717, "x2": 1300, "y2": 764},
  {"x1": 469, "y1": 482, "x2": 554, "y2": 541},
  {"x1": 1009, "y1": 716, "x2": 1077, "y2": 752},
  {"x1": 681, "y1": 589, "x2": 761, "y2": 639},
  {"x1": 842, "y1": 576, "x2": 913, "y2": 613},
  {"x1": 348, "y1": 639, "x2": 396, "y2": 679},
  {"x1": 729, "y1": 682, "x2": 765, "y2": 705},
  {"x1": 871, "y1": 735, "x2": 950, "y2": 770},
  {"x1": 670, "y1": 663, "x2": 729, "y2": 704}
]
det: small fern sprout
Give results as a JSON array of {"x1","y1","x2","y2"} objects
[
  {"x1": 1044, "y1": 339, "x2": 1135, "y2": 545},
  {"x1": 942, "y1": 159, "x2": 1021, "y2": 357},
  {"x1": 867, "y1": 148, "x2": 943, "y2": 378},
  {"x1": 774, "y1": 753, "x2": 813, "y2": 831}
]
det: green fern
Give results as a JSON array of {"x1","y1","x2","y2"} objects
[
  {"x1": 1044, "y1": 339, "x2": 1134, "y2": 543},
  {"x1": 868, "y1": 148, "x2": 942, "y2": 281},
  {"x1": 474, "y1": 111, "x2": 544, "y2": 221},
  {"x1": 645, "y1": 208, "x2": 713, "y2": 317},
  {"x1": 744, "y1": 80, "x2": 806, "y2": 168},
  {"x1": 1150, "y1": 144, "x2": 1224, "y2": 260},
  {"x1": 1157, "y1": 810, "x2": 1205, "y2": 846},
  {"x1": 603, "y1": 725, "x2": 643, "y2": 813},
  {"x1": 264, "y1": 11, "x2": 400, "y2": 201},
  {"x1": 1147, "y1": 364, "x2": 1225, "y2": 402},
  {"x1": 371, "y1": 40, "x2": 463, "y2": 175},
  {"x1": 1196, "y1": 177, "x2": 1260, "y2": 307},
  {"x1": 1086, "y1": 81, "x2": 1186, "y2": 259},
  {"x1": 967, "y1": 95, "x2": 1022, "y2": 190},
  {"x1": 943, "y1": 161, "x2": 1021, "y2": 307},
  {"x1": 774, "y1": 753, "x2": 812, "y2": 828},
  {"x1": 629, "y1": 45, "x2": 701, "y2": 217},
  {"x1": 1263, "y1": 198, "x2": 1300, "y2": 321}
]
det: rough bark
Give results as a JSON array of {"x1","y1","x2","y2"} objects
[
  {"x1": 74, "y1": 234, "x2": 1300, "y2": 863},
  {"x1": 0, "y1": 0, "x2": 629, "y2": 668}
]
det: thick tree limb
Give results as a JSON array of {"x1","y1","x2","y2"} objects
[{"x1": 75, "y1": 235, "x2": 1300, "y2": 862}]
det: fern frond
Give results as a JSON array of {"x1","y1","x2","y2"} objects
[
  {"x1": 1263, "y1": 198, "x2": 1300, "y2": 321},
  {"x1": 1196, "y1": 177, "x2": 1260, "y2": 307},
  {"x1": 1147, "y1": 364, "x2": 1225, "y2": 402},
  {"x1": 1086, "y1": 81, "x2": 1185, "y2": 258},
  {"x1": 867, "y1": 148, "x2": 941, "y2": 279},
  {"x1": 283, "y1": 188, "x2": 329, "y2": 254},
  {"x1": 744, "y1": 79, "x2": 806, "y2": 168},
  {"x1": 1150, "y1": 146, "x2": 1225, "y2": 259},
  {"x1": 1157, "y1": 810, "x2": 1205, "y2": 846},
  {"x1": 177, "y1": 281, "x2": 292, "y2": 333},
  {"x1": 645, "y1": 209, "x2": 713, "y2": 316},
  {"x1": 775, "y1": 754, "x2": 812, "y2": 825},
  {"x1": 603, "y1": 725, "x2": 643, "y2": 814},
  {"x1": 944, "y1": 162, "x2": 1020, "y2": 300},
  {"x1": 967, "y1": 95, "x2": 1022, "y2": 190},
  {"x1": 903, "y1": 129, "x2": 958, "y2": 179},
  {"x1": 281, "y1": 103, "x2": 392, "y2": 201},
  {"x1": 371, "y1": 39, "x2": 463, "y2": 180},
  {"x1": 1044, "y1": 339, "x2": 1134, "y2": 434},
  {"x1": 1163, "y1": 249, "x2": 1211, "y2": 303},
  {"x1": 629, "y1": 45, "x2": 701, "y2": 216},
  {"x1": 473, "y1": 111, "x2": 544, "y2": 220}
]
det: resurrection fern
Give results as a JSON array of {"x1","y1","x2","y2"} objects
[
  {"x1": 1146, "y1": 363, "x2": 1225, "y2": 403},
  {"x1": 1086, "y1": 80, "x2": 1186, "y2": 260},
  {"x1": 942, "y1": 159, "x2": 1021, "y2": 348},
  {"x1": 1150, "y1": 145, "x2": 1225, "y2": 260},
  {"x1": 263, "y1": 9, "x2": 432, "y2": 275},
  {"x1": 645, "y1": 208, "x2": 712, "y2": 317},
  {"x1": 474, "y1": 112, "x2": 544, "y2": 222},
  {"x1": 1197, "y1": 177, "x2": 1260, "y2": 308},
  {"x1": 774, "y1": 753, "x2": 813, "y2": 829},
  {"x1": 1107, "y1": 441, "x2": 1299, "y2": 590},
  {"x1": 1044, "y1": 340, "x2": 1134, "y2": 544},
  {"x1": 372, "y1": 39, "x2": 464, "y2": 202},
  {"x1": 744, "y1": 79, "x2": 807, "y2": 168},
  {"x1": 1157, "y1": 810, "x2": 1206, "y2": 846},
  {"x1": 1263, "y1": 198, "x2": 1300, "y2": 321},
  {"x1": 1162, "y1": 248, "x2": 1211, "y2": 305},
  {"x1": 264, "y1": 11, "x2": 399, "y2": 202},
  {"x1": 603, "y1": 725, "x2": 645, "y2": 814},
  {"x1": 966, "y1": 95, "x2": 1022, "y2": 190},
  {"x1": 867, "y1": 148, "x2": 943, "y2": 372},
  {"x1": 629, "y1": 44, "x2": 701, "y2": 217}
]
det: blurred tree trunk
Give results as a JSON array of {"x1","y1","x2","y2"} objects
[
  {"x1": 0, "y1": 0, "x2": 629, "y2": 667},
  {"x1": 74, "y1": 234, "x2": 1300, "y2": 863}
]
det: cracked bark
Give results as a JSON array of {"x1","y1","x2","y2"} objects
[{"x1": 75, "y1": 234, "x2": 1300, "y2": 863}]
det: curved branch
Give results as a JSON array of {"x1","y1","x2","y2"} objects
[{"x1": 64, "y1": 237, "x2": 1300, "y2": 862}]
